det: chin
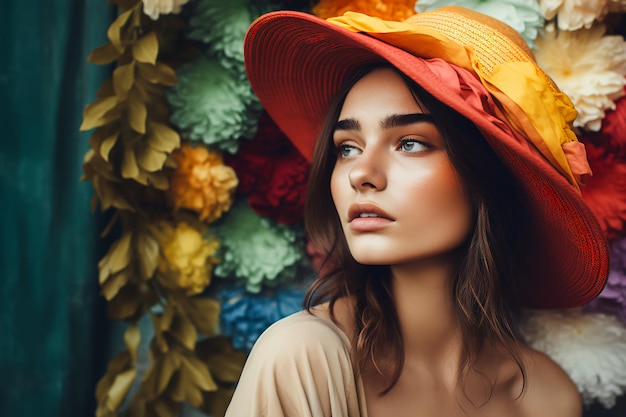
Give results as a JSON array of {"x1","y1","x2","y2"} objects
[
  {"x1": 349, "y1": 244, "x2": 464, "y2": 268},
  {"x1": 352, "y1": 256, "x2": 390, "y2": 266},
  {"x1": 350, "y1": 249, "x2": 415, "y2": 266}
]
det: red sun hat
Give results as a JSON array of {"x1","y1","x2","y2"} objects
[{"x1": 243, "y1": 6, "x2": 609, "y2": 309}]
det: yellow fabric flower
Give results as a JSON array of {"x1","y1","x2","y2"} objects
[
  {"x1": 155, "y1": 221, "x2": 220, "y2": 295},
  {"x1": 167, "y1": 143, "x2": 238, "y2": 223},
  {"x1": 312, "y1": 0, "x2": 416, "y2": 20}
]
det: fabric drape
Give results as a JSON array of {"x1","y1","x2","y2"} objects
[{"x1": 0, "y1": 1, "x2": 114, "y2": 416}]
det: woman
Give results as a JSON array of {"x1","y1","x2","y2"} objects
[{"x1": 226, "y1": 6, "x2": 609, "y2": 417}]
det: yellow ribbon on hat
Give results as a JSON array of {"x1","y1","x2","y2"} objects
[{"x1": 328, "y1": 10, "x2": 590, "y2": 190}]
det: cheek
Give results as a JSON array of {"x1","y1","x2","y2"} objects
[
  {"x1": 404, "y1": 163, "x2": 473, "y2": 237},
  {"x1": 434, "y1": 167, "x2": 469, "y2": 210},
  {"x1": 433, "y1": 169, "x2": 473, "y2": 237}
]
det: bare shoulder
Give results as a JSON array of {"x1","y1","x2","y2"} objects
[{"x1": 517, "y1": 346, "x2": 582, "y2": 417}]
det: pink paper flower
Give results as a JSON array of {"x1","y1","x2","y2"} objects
[{"x1": 586, "y1": 237, "x2": 626, "y2": 322}]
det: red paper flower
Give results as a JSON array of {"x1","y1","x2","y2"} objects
[
  {"x1": 580, "y1": 140, "x2": 626, "y2": 241},
  {"x1": 583, "y1": 87, "x2": 626, "y2": 157},
  {"x1": 226, "y1": 112, "x2": 309, "y2": 224}
]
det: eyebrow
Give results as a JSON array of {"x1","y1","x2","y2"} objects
[
  {"x1": 381, "y1": 113, "x2": 434, "y2": 129},
  {"x1": 334, "y1": 113, "x2": 434, "y2": 132},
  {"x1": 334, "y1": 118, "x2": 361, "y2": 131}
]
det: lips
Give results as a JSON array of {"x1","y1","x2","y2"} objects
[{"x1": 348, "y1": 202, "x2": 394, "y2": 222}]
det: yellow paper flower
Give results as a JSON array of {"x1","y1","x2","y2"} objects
[
  {"x1": 312, "y1": 0, "x2": 416, "y2": 20},
  {"x1": 155, "y1": 221, "x2": 220, "y2": 295},
  {"x1": 167, "y1": 143, "x2": 238, "y2": 223}
]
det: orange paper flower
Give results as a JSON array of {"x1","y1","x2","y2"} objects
[
  {"x1": 167, "y1": 143, "x2": 238, "y2": 223},
  {"x1": 312, "y1": 0, "x2": 416, "y2": 20},
  {"x1": 155, "y1": 221, "x2": 220, "y2": 295}
]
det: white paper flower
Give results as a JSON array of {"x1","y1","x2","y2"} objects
[
  {"x1": 534, "y1": 24, "x2": 626, "y2": 131},
  {"x1": 415, "y1": 0, "x2": 544, "y2": 48},
  {"x1": 141, "y1": 0, "x2": 190, "y2": 20},
  {"x1": 522, "y1": 309, "x2": 626, "y2": 408},
  {"x1": 538, "y1": 0, "x2": 626, "y2": 30}
]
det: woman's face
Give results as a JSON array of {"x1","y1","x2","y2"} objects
[{"x1": 330, "y1": 68, "x2": 473, "y2": 267}]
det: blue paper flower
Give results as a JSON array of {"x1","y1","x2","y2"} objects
[
  {"x1": 219, "y1": 285, "x2": 308, "y2": 352},
  {"x1": 213, "y1": 200, "x2": 308, "y2": 292},
  {"x1": 167, "y1": 57, "x2": 261, "y2": 154},
  {"x1": 187, "y1": 0, "x2": 276, "y2": 75},
  {"x1": 415, "y1": 0, "x2": 544, "y2": 48}
]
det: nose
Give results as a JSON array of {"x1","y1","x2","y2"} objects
[{"x1": 348, "y1": 148, "x2": 387, "y2": 192}]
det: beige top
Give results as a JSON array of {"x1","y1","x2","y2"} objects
[{"x1": 224, "y1": 309, "x2": 368, "y2": 417}]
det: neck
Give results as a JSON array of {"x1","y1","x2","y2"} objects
[{"x1": 390, "y1": 256, "x2": 463, "y2": 368}]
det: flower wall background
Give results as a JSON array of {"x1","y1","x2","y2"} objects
[{"x1": 81, "y1": 0, "x2": 626, "y2": 416}]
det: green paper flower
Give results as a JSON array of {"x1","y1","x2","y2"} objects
[
  {"x1": 213, "y1": 200, "x2": 307, "y2": 293},
  {"x1": 167, "y1": 57, "x2": 261, "y2": 154},
  {"x1": 187, "y1": 0, "x2": 277, "y2": 75}
]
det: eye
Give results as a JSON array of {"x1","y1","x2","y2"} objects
[
  {"x1": 337, "y1": 143, "x2": 361, "y2": 158},
  {"x1": 399, "y1": 138, "x2": 429, "y2": 153}
]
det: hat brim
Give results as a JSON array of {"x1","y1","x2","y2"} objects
[{"x1": 244, "y1": 11, "x2": 609, "y2": 309}]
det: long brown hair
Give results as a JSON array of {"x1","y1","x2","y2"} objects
[{"x1": 303, "y1": 63, "x2": 529, "y2": 403}]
